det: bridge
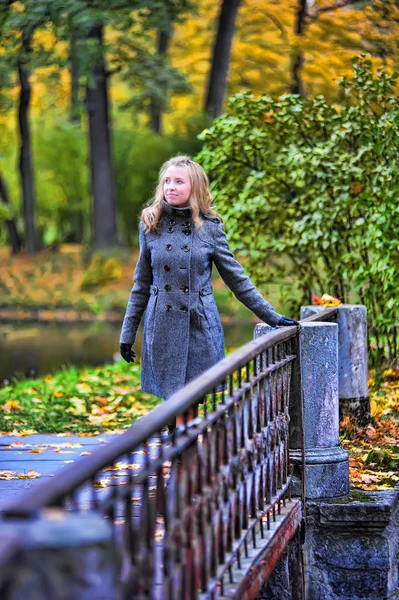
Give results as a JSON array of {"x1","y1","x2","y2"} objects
[{"x1": 0, "y1": 306, "x2": 372, "y2": 599}]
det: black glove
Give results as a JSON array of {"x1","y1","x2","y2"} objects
[
  {"x1": 120, "y1": 343, "x2": 136, "y2": 363},
  {"x1": 277, "y1": 316, "x2": 299, "y2": 327}
]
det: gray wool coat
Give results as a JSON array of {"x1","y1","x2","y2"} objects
[{"x1": 120, "y1": 200, "x2": 283, "y2": 399}]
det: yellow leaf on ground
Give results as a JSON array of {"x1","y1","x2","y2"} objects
[
  {"x1": 76, "y1": 383, "x2": 92, "y2": 393},
  {"x1": 370, "y1": 399, "x2": 378, "y2": 416},
  {"x1": 2, "y1": 400, "x2": 22, "y2": 412}
]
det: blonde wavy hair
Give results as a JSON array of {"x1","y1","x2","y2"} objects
[{"x1": 141, "y1": 156, "x2": 222, "y2": 233}]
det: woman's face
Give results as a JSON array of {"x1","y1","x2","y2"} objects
[{"x1": 163, "y1": 166, "x2": 192, "y2": 208}]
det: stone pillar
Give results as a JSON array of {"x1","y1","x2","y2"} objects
[
  {"x1": 0, "y1": 510, "x2": 117, "y2": 599},
  {"x1": 292, "y1": 322, "x2": 349, "y2": 498},
  {"x1": 255, "y1": 322, "x2": 349, "y2": 499},
  {"x1": 300, "y1": 305, "x2": 370, "y2": 426}
]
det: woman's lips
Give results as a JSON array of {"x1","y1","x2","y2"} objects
[{"x1": 166, "y1": 194, "x2": 177, "y2": 197}]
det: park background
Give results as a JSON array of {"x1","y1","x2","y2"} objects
[{"x1": 0, "y1": 0, "x2": 398, "y2": 490}]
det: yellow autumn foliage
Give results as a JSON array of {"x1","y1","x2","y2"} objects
[{"x1": 2, "y1": 0, "x2": 399, "y2": 131}]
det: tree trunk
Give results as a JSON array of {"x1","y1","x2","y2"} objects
[
  {"x1": 17, "y1": 31, "x2": 37, "y2": 254},
  {"x1": 0, "y1": 173, "x2": 22, "y2": 255},
  {"x1": 150, "y1": 29, "x2": 171, "y2": 134},
  {"x1": 69, "y1": 30, "x2": 80, "y2": 124},
  {"x1": 86, "y1": 24, "x2": 118, "y2": 247},
  {"x1": 290, "y1": 0, "x2": 307, "y2": 94},
  {"x1": 204, "y1": 0, "x2": 242, "y2": 118}
]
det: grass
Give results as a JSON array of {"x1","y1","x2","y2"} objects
[{"x1": 0, "y1": 360, "x2": 162, "y2": 434}]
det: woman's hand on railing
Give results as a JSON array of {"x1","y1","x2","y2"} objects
[
  {"x1": 277, "y1": 316, "x2": 299, "y2": 327},
  {"x1": 120, "y1": 343, "x2": 136, "y2": 363}
]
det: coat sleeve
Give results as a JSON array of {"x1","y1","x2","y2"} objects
[
  {"x1": 212, "y1": 221, "x2": 283, "y2": 327},
  {"x1": 120, "y1": 222, "x2": 152, "y2": 345}
]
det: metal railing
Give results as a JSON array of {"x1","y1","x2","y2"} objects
[{"x1": 2, "y1": 308, "x2": 338, "y2": 599}]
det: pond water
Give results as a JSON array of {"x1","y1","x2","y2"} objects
[{"x1": 0, "y1": 320, "x2": 256, "y2": 383}]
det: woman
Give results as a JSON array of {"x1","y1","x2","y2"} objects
[{"x1": 119, "y1": 156, "x2": 297, "y2": 430}]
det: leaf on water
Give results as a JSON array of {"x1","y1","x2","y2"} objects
[
  {"x1": 0, "y1": 470, "x2": 17, "y2": 480},
  {"x1": 94, "y1": 478, "x2": 110, "y2": 488},
  {"x1": 20, "y1": 470, "x2": 40, "y2": 479}
]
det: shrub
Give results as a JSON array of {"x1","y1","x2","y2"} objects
[
  {"x1": 198, "y1": 58, "x2": 399, "y2": 361},
  {"x1": 80, "y1": 254, "x2": 123, "y2": 291}
]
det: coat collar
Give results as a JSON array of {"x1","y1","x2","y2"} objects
[{"x1": 162, "y1": 199, "x2": 193, "y2": 219}]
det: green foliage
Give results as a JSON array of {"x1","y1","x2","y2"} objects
[
  {"x1": 34, "y1": 120, "x2": 91, "y2": 244},
  {"x1": 0, "y1": 201, "x2": 12, "y2": 223},
  {"x1": 0, "y1": 121, "x2": 203, "y2": 247},
  {"x1": 198, "y1": 58, "x2": 399, "y2": 361},
  {"x1": 0, "y1": 359, "x2": 161, "y2": 433}
]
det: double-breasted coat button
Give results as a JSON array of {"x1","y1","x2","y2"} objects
[
  {"x1": 168, "y1": 227, "x2": 174, "y2": 233},
  {"x1": 183, "y1": 222, "x2": 191, "y2": 228},
  {"x1": 183, "y1": 245, "x2": 189, "y2": 252},
  {"x1": 165, "y1": 305, "x2": 172, "y2": 311},
  {"x1": 181, "y1": 286, "x2": 189, "y2": 293},
  {"x1": 180, "y1": 305, "x2": 188, "y2": 312},
  {"x1": 164, "y1": 264, "x2": 171, "y2": 271},
  {"x1": 183, "y1": 229, "x2": 191, "y2": 235},
  {"x1": 169, "y1": 219, "x2": 176, "y2": 225},
  {"x1": 166, "y1": 244, "x2": 172, "y2": 250},
  {"x1": 200, "y1": 289, "x2": 206, "y2": 296},
  {"x1": 165, "y1": 284, "x2": 171, "y2": 291}
]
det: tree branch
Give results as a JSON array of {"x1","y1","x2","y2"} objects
[
  {"x1": 309, "y1": 0, "x2": 366, "y2": 19},
  {"x1": 263, "y1": 11, "x2": 288, "y2": 40}
]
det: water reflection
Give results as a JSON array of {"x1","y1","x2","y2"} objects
[{"x1": 0, "y1": 320, "x2": 256, "y2": 383}]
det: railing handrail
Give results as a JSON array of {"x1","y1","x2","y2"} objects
[{"x1": 2, "y1": 308, "x2": 337, "y2": 516}]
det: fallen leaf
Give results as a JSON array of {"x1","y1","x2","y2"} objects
[
  {"x1": 76, "y1": 383, "x2": 92, "y2": 394},
  {"x1": 2, "y1": 400, "x2": 22, "y2": 412}
]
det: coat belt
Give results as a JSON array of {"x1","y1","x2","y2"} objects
[{"x1": 150, "y1": 286, "x2": 212, "y2": 296}]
